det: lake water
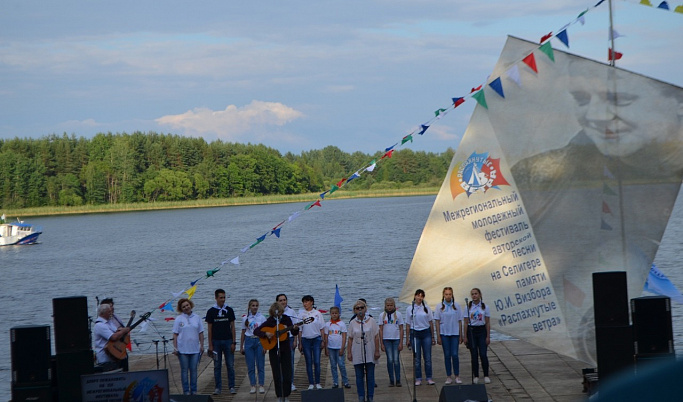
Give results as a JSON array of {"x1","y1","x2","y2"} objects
[{"x1": 1, "y1": 194, "x2": 682, "y2": 400}]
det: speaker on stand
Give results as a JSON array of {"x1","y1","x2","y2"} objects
[
  {"x1": 11, "y1": 325, "x2": 52, "y2": 402},
  {"x1": 439, "y1": 384, "x2": 488, "y2": 402},
  {"x1": 631, "y1": 295, "x2": 675, "y2": 373}
]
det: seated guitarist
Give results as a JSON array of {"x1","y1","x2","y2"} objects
[
  {"x1": 93, "y1": 303, "x2": 131, "y2": 371},
  {"x1": 254, "y1": 302, "x2": 301, "y2": 402}
]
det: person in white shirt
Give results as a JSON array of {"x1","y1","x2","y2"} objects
[
  {"x1": 434, "y1": 287, "x2": 463, "y2": 384},
  {"x1": 463, "y1": 287, "x2": 491, "y2": 384},
  {"x1": 405, "y1": 289, "x2": 436, "y2": 386},
  {"x1": 93, "y1": 303, "x2": 130, "y2": 369},
  {"x1": 172, "y1": 298, "x2": 204, "y2": 395},
  {"x1": 240, "y1": 299, "x2": 267, "y2": 394},
  {"x1": 347, "y1": 300, "x2": 380, "y2": 402},
  {"x1": 324, "y1": 306, "x2": 350, "y2": 388},
  {"x1": 378, "y1": 297, "x2": 404, "y2": 387},
  {"x1": 298, "y1": 294, "x2": 325, "y2": 390}
]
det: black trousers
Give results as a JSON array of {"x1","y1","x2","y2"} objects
[{"x1": 269, "y1": 340, "x2": 293, "y2": 397}]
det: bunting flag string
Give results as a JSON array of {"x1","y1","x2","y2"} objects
[
  {"x1": 633, "y1": 0, "x2": 683, "y2": 13},
  {"x1": 136, "y1": 0, "x2": 678, "y2": 323}
]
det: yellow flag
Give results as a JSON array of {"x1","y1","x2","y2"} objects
[{"x1": 185, "y1": 285, "x2": 198, "y2": 299}]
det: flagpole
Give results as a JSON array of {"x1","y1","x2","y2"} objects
[{"x1": 608, "y1": 0, "x2": 615, "y2": 67}]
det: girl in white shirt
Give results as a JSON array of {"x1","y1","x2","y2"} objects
[
  {"x1": 405, "y1": 289, "x2": 435, "y2": 386},
  {"x1": 240, "y1": 299, "x2": 267, "y2": 394},
  {"x1": 434, "y1": 287, "x2": 463, "y2": 384}
]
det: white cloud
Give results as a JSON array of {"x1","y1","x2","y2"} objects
[{"x1": 155, "y1": 100, "x2": 305, "y2": 141}]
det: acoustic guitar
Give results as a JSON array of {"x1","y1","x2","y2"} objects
[
  {"x1": 259, "y1": 317, "x2": 313, "y2": 351},
  {"x1": 105, "y1": 311, "x2": 151, "y2": 360}
]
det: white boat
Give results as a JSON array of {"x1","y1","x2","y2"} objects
[{"x1": 0, "y1": 216, "x2": 42, "y2": 246}]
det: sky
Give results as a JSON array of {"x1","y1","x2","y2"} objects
[{"x1": 1, "y1": 0, "x2": 681, "y2": 155}]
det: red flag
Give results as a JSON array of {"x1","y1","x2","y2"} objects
[
  {"x1": 127, "y1": 341, "x2": 132, "y2": 351},
  {"x1": 602, "y1": 201, "x2": 612, "y2": 215},
  {"x1": 522, "y1": 54, "x2": 538, "y2": 73},
  {"x1": 381, "y1": 149, "x2": 394, "y2": 159},
  {"x1": 336, "y1": 178, "x2": 347, "y2": 187},
  {"x1": 470, "y1": 85, "x2": 482, "y2": 93},
  {"x1": 540, "y1": 32, "x2": 553, "y2": 43},
  {"x1": 608, "y1": 48, "x2": 623, "y2": 61}
]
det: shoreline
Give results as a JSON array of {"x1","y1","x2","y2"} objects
[{"x1": 2, "y1": 188, "x2": 438, "y2": 218}]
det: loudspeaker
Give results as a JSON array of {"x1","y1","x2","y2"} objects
[
  {"x1": 169, "y1": 395, "x2": 214, "y2": 402},
  {"x1": 53, "y1": 296, "x2": 90, "y2": 353},
  {"x1": 301, "y1": 388, "x2": 345, "y2": 402},
  {"x1": 11, "y1": 384, "x2": 52, "y2": 402},
  {"x1": 595, "y1": 325, "x2": 634, "y2": 381},
  {"x1": 439, "y1": 384, "x2": 488, "y2": 402},
  {"x1": 593, "y1": 271, "x2": 629, "y2": 327},
  {"x1": 11, "y1": 325, "x2": 51, "y2": 386},
  {"x1": 631, "y1": 296, "x2": 674, "y2": 355},
  {"x1": 55, "y1": 349, "x2": 94, "y2": 402}
]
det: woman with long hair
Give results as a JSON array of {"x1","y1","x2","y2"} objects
[
  {"x1": 463, "y1": 287, "x2": 491, "y2": 384},
  {"x1": 240, "y1": 299, "x2": 267, "y2": 394},
  {"x1": 405, "y1": 289, "x2": 435, "y2": 386},
  {"x1": 434, "y1": 287, "x2": 463, "y2": 384}
]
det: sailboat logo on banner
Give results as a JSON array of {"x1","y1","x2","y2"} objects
[{"x1": 450, "y1": 151, "x2": 510, "y2": 199}]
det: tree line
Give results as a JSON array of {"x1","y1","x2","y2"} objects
[{"x1": 0, "y1": 132, "x2": 454, "y2": 209}]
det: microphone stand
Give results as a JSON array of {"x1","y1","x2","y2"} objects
[
  {"x1": 276, "y1": 315, "x2": 285, "y2": 400},
  {"x1": 360, "y1": 318, "x2": 369, "y2": 402},
  {"x1": 410, "y1": 302, "x2": 417, "y2": 402},
  {"x1": 161, "y1": 336, "x2": 170, "y2": 369},
  {"x1": 464, "y1": 298, "x2": 474, "y2": 384},
  {"x1": 153, "y1": 340, "x2": 160, "y2": 369}
]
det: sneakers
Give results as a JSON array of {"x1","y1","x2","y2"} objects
[
  {"x1": 259, "y1": 386, "x2": 265, "y2": 394},
  {"x1": 396, "y1": 382, "x2": 402, "y2": 387},
  {"x1": 229, "y1": 388, "x2": 237, "y2": 394},
  {"x1": 473, "y1": 377, "x2": 479, "y2": 384},
  {"x1": 389, "y1": 382, "x2": 395, "y2": 387},
  {"x1": 415, "y1": 379, "x2": 422, "y2": 386},
  {"x1": 291, "y1": 384, "x2": 297, "y2": 391},
  {"x1": 344, "y1": 383, "x2": 351, "y2": 388},
  {"x1": 315, "y1": 384, "x2": 323, "y2": 390},
  {"x1": 250, "y1": 386, "x2": 256, "y2": 394},
  {"x1": 484, "y1": 377, "x2": 491, "y2": 384},
  {"x1": 307, "y1": 384, "x2": 314, "y2": 390},
  {"x1": 213, "y1": 388, "x2": 221, "y2": 395},
  {"x1": 427, "y1": 379, "x2": 435, "y2": 385},
  {"x1": 455, "y1": 376, "x2": 462, "y2": 384},
  {"x1": 445, "y1": 377, "x2": 453, "y2": 384},
  {"x1": 332, "y1": 383, "x2": 339, "y2": 388}
]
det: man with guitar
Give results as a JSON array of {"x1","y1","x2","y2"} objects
[
  {"x1": 93, "y1": 303, "x2": 131, "y2": 371},
  {"x1": 255, "y1": 302, "x2": 305, "y2": 402}
]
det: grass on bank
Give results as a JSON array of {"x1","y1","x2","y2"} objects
[{"x1": 3, "y1": 187, "x2": 439, "y2": 218}]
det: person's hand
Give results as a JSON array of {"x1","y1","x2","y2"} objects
[
  {"x1": 265, "y1": 332, "x2": 274, "y2": 339},
  {"x1": 348, "y1": 352, "x2": 352, "y2": 362},
  {"x1": 437, "y1": 336, "x2": 442, "y2": 345},
  {"x1": 486, "y1": 336, "x2": 490, "y2": 346},
  {"x1": 338, "y1": 349, "x2": 344, "y2": 357},
  {"x1": 398, "y1": 343, "x2": 404, "y2": 352},
  {"x1": 374, "y1": 350, "x2": 380, "y2": 360},
  {"x1": 380, "y1": 344, "x2": 385, "y2": 352},
  {"x1": 173, "y1": 349, "x2": 179, "y2": 356},
  {"x1": 241, "y1": 349, "x2": 245, "y2": 355}
]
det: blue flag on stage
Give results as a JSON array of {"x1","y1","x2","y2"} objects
[
  {"x1": 334, "y1": 284, "x2": 343, "y2": 309},
  {"x1": 644, "y1": 264, "x2": 683, "y2": 304}
]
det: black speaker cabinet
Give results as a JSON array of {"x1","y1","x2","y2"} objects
[
  {"x1": 631, "y1": 296, "x2": 674, "y2": 355},
  {"x1": 11, "y1": 325, "x2": 51, "y2": 386},
  {"x1": 53, "y1": 296, "x2": 90, "y2": 353},
  {"x1": 55, "y1": 349, "x2": 94, "y2": 402},
  {"x1": 593, "y1": 271, "x2": 629, "y2": 327},
  {"x1": 439, "y1": 384, "x2": 488, "y2": 402},
  {"x1": 11, "y1": 384, "x2": 52, "y2": 402},
  {"x1": 595, "y1": 325, "x2": 634, "y2": 381},
  {"x1": 301, "y1": 388, "x2": 344, "y2": 402},
  {"x1": 169, "y1": 395, "x2": 215, "y2": 402}
]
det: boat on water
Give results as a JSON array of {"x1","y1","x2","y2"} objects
[{"x1": 0, "y1": 215, "x2": 42, "y2": 246}]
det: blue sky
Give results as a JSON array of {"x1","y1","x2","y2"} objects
[{"x1": 1, "y1": 0, "x2": 680, "y2": 154}]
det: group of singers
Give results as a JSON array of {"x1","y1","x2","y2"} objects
[{"x1": 94, "y1": 287, "x2": 490, "y2": 402}]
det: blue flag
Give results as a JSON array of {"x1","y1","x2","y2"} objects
[
  {"x1": 334, "y1": 284, "x2": 343, "y2": 309},
  {"x1": 644, "y1": 264, "x2": 683, "y2": 304}
]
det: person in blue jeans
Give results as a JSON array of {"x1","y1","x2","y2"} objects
[
  {"x1": 206, "y1": 289, "x2": 237, "y2": 395},
  {"x1": 405, "y1": 289, "x2": 436, "y2": 386},
  {"x1": 324, "y1": 306, "x2": 351, "y2": 388},
  {"x1": 379, "y1": 297, "x2": 404, "y2": 387},
  {"x1": 240, "y1": 299, "x2": 267, "y2": 394},
  {"x1": 172, "y1": 298, "x2": 204, "y2": 395},
  {"x1": 434, "y1": 287, "x2": 464, "y2": 384},
  {"x1": 348, "y1": 300, "x2": 381, "y2": 402},
  {"x1": 298, "y1": 294, "x2": 326, "y2": 389}
]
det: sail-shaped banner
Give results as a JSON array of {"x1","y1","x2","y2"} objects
[{"x1": 401, "y1": 36, "x2": 683, "y2": 363}]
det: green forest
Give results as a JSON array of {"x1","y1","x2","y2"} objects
[{"x1": 0, "y1": 132, "x2": 454, "y2": 210}]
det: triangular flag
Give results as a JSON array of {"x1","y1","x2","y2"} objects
[
  {"x1": 271, "y1": 227, "x2": 282, "y2": 238},
  {"x1": 172, "y1": 290, "x2": 184, "y2": 298},
  {"x1": 452, "y1": 98, "x2": 465, "y2": 108},
  {"x1": 334, "y1": 284, "x2": 343, "y2": 309},
  {"x1": 539, "y1": 42, "x2": 555, "y2": 62},
  {"x1": 190, "y1": 279, "x2": 199, "y2": 286},
  {"x1": 556, "y1": 30, "x2": 569, "y2": 48},
  {"x1": 608, "y1": 48, "x2": 623, "y2": 61},
  {"x1": 127, "y1": 341, "x2": 133, "y2": 351},
  {"x1": 506, "y1": 65, "x2": 521, "y2": 86},
  {"x1": 206, "y1": 268, "x2": 220, "y2": 277},
  {"x1": 230, "y1": 256, "x2": 240, "y2": 265},
  {"x1": 365, "y1": 162, "x2": 376, "y2": 172},
  {"x1": 385, "y1": 144, "x2": 397, "y2": 152},
  {"x1": 675, "y1": 5, "x2": 683, "y2": 13},
  {"x1": 160, "y1": 301, "x2": 173, "y2": 311},
  {"x1": 603, "y1": 183, "x2": 617, "y2": 195},
  {"x1": 434, "y1": 108, "x2": 447, "y2": 117},
  {"x1": 419, "y1": 124, "x2": 430, "y2": 134},
  {"x1": 249, "y1": 238, "x2": 263, "y2": 248},
  {"x1": 381, "y1": 149, "x2": 394, "y2": 159},
  {"x1": 470, "y1": 85, "x2": 482, "y2": 93},
  {"x1": 288, "y1": 211, "x2": 301, "y2": 222},
  {"x1": 329, "y1": 184, "x2": 339, "y2": 194},
  {"x1": 401, "y1": 134, "x2": 413, "y2": 145},
  {"x1": 348, "y1": 171, "x2": 360, "y2": 182},
  {"x1": 522, "y1": 53, "x2": 538, "y2": 73},
  {"x1": 319, "y1": 190, "x2": 328, "y2": 199},
  {"x1": 609, "y1": 29, "x2": 624, "y2": 41},
  {"x1": 600, "y1": 219, "x2": 613, "y2": 231},
  {"x1": 540, "y1": 32, "x2": 553, "y2": 43},
  {"x1": 603, "y1": 166, "x2": 615, "y2": 179},
  {"x1": 640, "y1": 0, "x2": 653, "y2": 5},
  {"x1": 257, "y1": 234, "x2": 266, "y2": 242},
  {"x1": 594, "y1": 0, "x2": 606, "y2": 6},
  {"x1": 185, "y1": 285, "x2": 198, "y2": 299},
  {"x1": 336, "y1": 178, "x2": 347, "y2": 187},
  {"x1": 164, "y1": 317, "x2": 175, "y2": 322},
  {"x1": 307, "y1": 200, "x2": 322, "y2": 210},
  {"x1": 240, "y1": 245, "x2": 250, "y2": 253},
  {"x1": 644, "y1": 264, "x2": 683, "y2": 304},
  {"x1": 658, "y1": 1, "x2": 670, "y2": 9},
  {"x1": 472, "y1": 90, "x2": 488, "y2": 109},
  {"x1": 488, "y1": 77, "x2": 505, "y2": 98},
  {"x1": 602, "y1": 201, "x2": 613, "y2": 215}
]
